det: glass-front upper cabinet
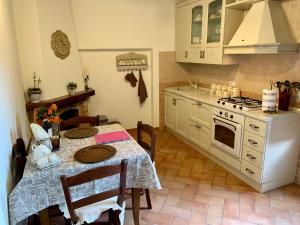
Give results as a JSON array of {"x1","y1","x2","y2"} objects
[
  {"x1": 207, "y1": 0, "x2": 222, "y2": 44},
  {"x1": 191, "y1": 3, "x2": 204, "y2": 45}
]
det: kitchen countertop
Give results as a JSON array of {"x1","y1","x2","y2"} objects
[{"x1": 164, "y1": 86, "x2": 300, "y2": 122}]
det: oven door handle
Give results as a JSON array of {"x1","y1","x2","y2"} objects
[{"x1": 213, "y1": 116, "x2": 237, "y2": 131}]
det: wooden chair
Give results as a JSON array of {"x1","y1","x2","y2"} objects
[
  {"x1": 124, "y1": 121, "x2": 156, "y2": 210},
  {"x1": 11, "y1": 138, "x2": 44, "y2": 225},
  {"x1": 12, "y1": 138, "x2": 27, "y2": 188},
  {"x1": 137, "y1": 121, "x2": 156, "y2": 209},
  {"x1": 137, "y1": 121, "x2": 156, "y2": 162},
  {"x1": 60, "y1": 159, "x2": 128, "y2": 225},
  {"x1": 60, "y1": 115, "x2": 100, "y2": 131}
]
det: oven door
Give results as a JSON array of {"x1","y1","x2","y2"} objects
[{"x1": 212, "y1": 115, "x2": 243, "y2": 159}]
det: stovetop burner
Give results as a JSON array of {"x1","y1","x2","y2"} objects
[{"x1": 217, "y1": 97, "x2": 262, "y2": 111}]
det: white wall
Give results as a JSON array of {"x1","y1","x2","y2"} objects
[
  {"x1": 80, "y1": 50, "x2": 153, "y2": 128},
  {"x1": 13, "y1": 0, "x2": 84, "y2": 100},
  {"x1": 0, "y1": 0, "x2": 30, "y2": 224},
  {"x1": 71, "y1": 0, "x2": 176, "y2": 128}
]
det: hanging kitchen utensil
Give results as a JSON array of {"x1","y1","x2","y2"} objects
[
  {"x1": 270, "y1": 81, "x2": 273, "y2": 90},
  {"x1": 283, "y1": 80, "x2": 291, "y2": 93},
  {"x1": 274, "y1": 81, "x2": 282, "y2": 92}
]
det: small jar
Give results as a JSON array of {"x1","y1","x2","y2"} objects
[
  {"x1": 231, "y1": 88, "x2": 240, "y2": 97},
  {"x1": 227, "y1": 87, "x2": 233, "y2": 97},
  {"x1": 215, "y1": 85, "x2": 222, "y2": 97},
  {"x1": 221, "y1": 86, "x2": 228, "y2": 97},
  {"x1": 210, "y1": 84, "x2": 217, "y2": 95}
]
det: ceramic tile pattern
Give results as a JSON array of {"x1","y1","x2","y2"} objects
[{"x1": 124, "y1": 129, "x2": 300, "y2": 225}]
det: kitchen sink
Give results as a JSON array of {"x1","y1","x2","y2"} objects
[
  {"x1": 170, "y1": 86, "x2": 197, "y2": 92},
  {"x1": 168, "y1": 86, "x2": 210, "y2": 96}
]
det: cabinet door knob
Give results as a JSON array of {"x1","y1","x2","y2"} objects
[
  {"x1": 248, "y1": 139, "x2": 258, "y2": 145},
  {"x1": 246, "y1": 154, "x2": 256, "y2": 160},
  {"x1": 195, "y1": 124, "x2": 201, "y2": 129},
  {"x1": 197, "y1": 102, "x2": 202, "y2": 106},
  {"x1": 250, "y1": 124, "x2": 259, "y2": 129},
  {"x1": 246, "y1": 168, "x2": 255, "y2": 175}
]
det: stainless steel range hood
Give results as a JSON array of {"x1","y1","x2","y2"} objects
[{"x1": 224, "y1": 0, "x2": 297, "y2": 54}]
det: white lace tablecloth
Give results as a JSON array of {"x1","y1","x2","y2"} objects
[{"x1": 9, "y1": 124, "x2": 161, "y2": 225}]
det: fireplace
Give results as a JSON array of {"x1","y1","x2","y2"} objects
[
  {"x1": 25, "y1": 88, "x2": 95, "y2": 122},
  {"x1": 59, "y1": 108, "x2": 79, "y2": 121}
]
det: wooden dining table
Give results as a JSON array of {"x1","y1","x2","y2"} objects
[{"x1": 9, "y1": 123, "x2": 161, "y2": 225}]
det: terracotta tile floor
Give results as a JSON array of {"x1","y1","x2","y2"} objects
[{"x1": 125, "y1": 129, "x2": 300, "y2": 225}]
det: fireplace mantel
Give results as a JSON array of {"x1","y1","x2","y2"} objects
[{"x1": 26, "y1": 88, "x2": 95, "y2": 112}]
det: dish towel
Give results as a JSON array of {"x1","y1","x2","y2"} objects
[
  {"x1": 95, "y1": 131, "x2": 130, "y2": 144},
  {"x1": 30, "y1": 123, "x2": 52, "y2": 149},
  {"x1": 138, "y1": 70, "x2": 148, "y2": 104}
]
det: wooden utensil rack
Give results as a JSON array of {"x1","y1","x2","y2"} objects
[{"x1": 116, "y1": 52, "x2": 148, "y2": 71}]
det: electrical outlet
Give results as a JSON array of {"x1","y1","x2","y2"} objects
[{"x1": 229, "y1": 81, "x2": 236, "y2": 87}]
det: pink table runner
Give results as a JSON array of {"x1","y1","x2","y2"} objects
[{"x1": 95, "y1": 131, "x2": 130, "y2": 144}]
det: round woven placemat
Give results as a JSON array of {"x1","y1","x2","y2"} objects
[
  {"x1": 64, "y1": 127, "x2": 98, "y2": 139},
  {"x1": 74, "y1": 144, "x2": 116, "y2": 163}
]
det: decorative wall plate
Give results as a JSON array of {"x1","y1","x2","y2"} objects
[{"x1": 51, "y1": 30, "x2": 71, "y2": 59}]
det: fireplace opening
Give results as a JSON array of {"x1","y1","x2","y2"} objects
[{"x1": 59, "y1": 108, "x2": 79, "y2": 121}]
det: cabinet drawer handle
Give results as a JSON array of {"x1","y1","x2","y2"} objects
[
  {"x1": 203, "y1": 51, "x2": 205, "y2": 59},
  {"x1": 245, "y1": 168, "x2": 255, "y2": 175},
  {"x1": 185, "y1": 51, "x2": 188, "y2": 58},
  {"x1": 190, "y1": 124, "x2": 201, "y2": 129},
  {"x1": 250, "y1": 124, "x2": 259, "y2": 129},
  {"x1": 248, "y1": 139, "x2": 258, "y2": 145},
  {"x1": 173, "y1": 99, "x2": 176, "y2": 105},
  {"x1": 195, "y1": 124, "x2": 201, "y2": 129},
  {"x1": 192, "y1": 102, "x2": 202, "y2": 106},
  {"x1": 246, "y1": 154, "x2": 256, "y2": 160}
]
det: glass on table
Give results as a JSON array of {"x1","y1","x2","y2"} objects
[{"x1": 51, "y1": 123, "x2": 61, "y2": 151}]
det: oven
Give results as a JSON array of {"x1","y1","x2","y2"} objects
[{"x1": 211, "y1": 108, "x2": 245, "y2": 159}]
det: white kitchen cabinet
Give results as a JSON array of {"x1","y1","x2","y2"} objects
[
  {"x1": 164, "y1": 88, "x2": 300, "y2": 192},
  {"x1": 176, "y1": 0, "x2": 237, "y2": 64},
  {"x1": 165, "y1": 93, "x2": 176, "y2": 129},
  {"x1": 189, "y1": 100, "x2": 212, "y2": 127},
  {"x1": 165, "y1": 93, "x2": 189, "y2": 136},
  {"x1": 189, "y1": 120, "x2": 211, "y2": 151},
  {"x1": 176, "y1": 97, "x2": 190, "y2": 136},
  {"x1": 165, "y1": 92, "x2": 211, "y2": 149},
  {"x1": 176, "y1": 5, "x2": 191, "y2": 62}
]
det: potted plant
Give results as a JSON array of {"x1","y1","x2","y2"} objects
[
  {"x1": 28, "y1": 73, "x2": 42, "y2": 102},
  {"x1": 66, "y1": 82, "x2": 77, "y2": 95}
]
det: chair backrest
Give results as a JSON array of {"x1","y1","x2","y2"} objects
[
  {"x1": 60, "y1": 115, "x2": 100, "y2": 131},
  {"x1": 60, "y1": 159, "x2": 128, "y2": 224},
  {"x1": 137, "y1": 121, "x2": 156, "y2": 162},
  {"x1": 12, "y1": 138, "x2": 28, "y2": 188}
]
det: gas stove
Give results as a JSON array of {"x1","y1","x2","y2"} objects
[{"x1": 216, "y1": 97, "x2": 262, "y2": 111}]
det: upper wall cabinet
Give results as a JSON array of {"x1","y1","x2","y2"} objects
[
  {"x1": 176, "y1": 5, "x2": 191, "y2": 62},
  {"x1": 176, "y1": 0, "x2": 238, "y2": 65}
]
